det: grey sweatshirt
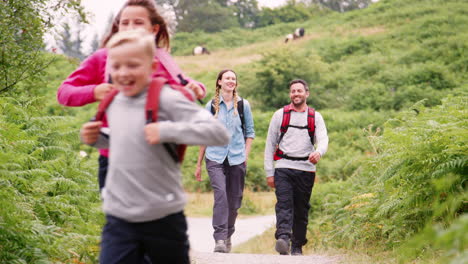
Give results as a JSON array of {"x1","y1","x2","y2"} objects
[
  {"x1": 264, "y1": 107, "x2": 328, "y2": 177},
  {"x1": 90, "y1": 85, "x2": 230, "y2": 222}
]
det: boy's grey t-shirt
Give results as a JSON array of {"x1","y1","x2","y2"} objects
[{"x1": 97, "y1": 85, "x2": 229, "y2": 223}]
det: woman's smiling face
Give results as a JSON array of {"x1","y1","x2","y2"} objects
[{"x1": 218, "y1": 71, "x2": 237, "y2": 93}]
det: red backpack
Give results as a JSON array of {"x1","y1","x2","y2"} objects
[
  {"x1": 94, "y1": 77, "x2": 187, "y2": 163},
  {"x1": 273, "y1": 104, "x2": 315, "y2": 161}
]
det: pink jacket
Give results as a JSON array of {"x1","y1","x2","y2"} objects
[{"x1": 57, "y1": 48, "x2": 206, "y2": 156}]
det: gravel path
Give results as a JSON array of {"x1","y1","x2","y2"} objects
[
  {"x1": 190, "y1": 251, "x2": 341, "y2": 264},
  {"x1": 187, "y1": 216, "x2": 341, "y2": 264},
  {"x1": 187, "y1": 215, "x2": 276, "y2": 252}
]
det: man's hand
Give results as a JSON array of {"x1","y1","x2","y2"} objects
[
  {"x1": 94, "y1": 83, "x2": 114, "y2": 101},
  {"x1": 144, "y1": 123, "x2": 160, "y2": 144},
  {"x1": 194, "y1": 165, "x2": 202, "y2": 182},
  {"x1": 267, "y1": 176, "x2": 275, "y2": 188},
  {"x1": 80, "y1": 121, "x2": 102, "y2": 144},
  {"x1": 308, "y1": 151, "x2": 321, "y2": 164},
  {"x1": 184, "y1": 81, "x2": 204, "y2": 100}
]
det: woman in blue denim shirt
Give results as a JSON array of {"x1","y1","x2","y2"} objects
[{"x1": 195, "y1": 69, "x2": 255, "y2": 253}]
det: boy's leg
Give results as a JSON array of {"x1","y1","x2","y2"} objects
[
  {"x1": 291, "y1": 171, "x2": 315, "y2": 248},
  {"x1": 225, "y1": 161, "x2": 246, "y2": 239},
  {"x1": 98, "y1": 155, "x2": 108, "y2": 190},
  {"x1": 100, "y1": 215, "x2": 144, "y2": 264},
  {"x1": 142, "y1": 212, "x2": 190, "y2": 264},
  {"x1": 206, "y1": 158, "x2": 229, "y2": 241}
]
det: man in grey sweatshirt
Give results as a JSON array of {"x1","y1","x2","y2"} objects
[
  {"x1": 264, "y1": 79, "x2": 328, "y2": 256},
  {"x1": 80, "y1": 30, "x2": 230, "y2": 264}
]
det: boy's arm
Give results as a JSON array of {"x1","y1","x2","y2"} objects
[{"x1": 157, "y1": 87, "x2": 229, "y2": 146}]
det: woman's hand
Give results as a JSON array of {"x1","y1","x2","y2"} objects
[{"x1": 94, "y1": 83, "x2": 114, "y2": 101}]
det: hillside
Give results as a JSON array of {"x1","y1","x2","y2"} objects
[
  {"x1": 171, "y1": 1, "x2": 468, "y2": 263},
  {"x1": 0, "y1": 0, "x2": 466, "y2": 263}
]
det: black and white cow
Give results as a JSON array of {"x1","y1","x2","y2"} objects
[
  {"x1": 295, "y1": 27, "x2": 305, "y2": 38},
  {"x1": 193, "y1": 46, "x2": 210, "y2": 55},
  {"x1": 284, "y1": 28, "x2": 305, "y2": 43}
]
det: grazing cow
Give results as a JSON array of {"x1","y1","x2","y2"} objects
[
  {"x1": 285, "y1": 28, "x2": 305, "y2": 43},
  {"x1": 284, "y1": 33, "x2": 294, "y2": 43},
  {"x1": 295, "y1": 27, "x2": 305, "y2": 38},
  {"x1": 193, "y1": 46, "x2": 210, "y2": 55}
]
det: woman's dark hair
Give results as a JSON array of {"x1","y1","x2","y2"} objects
[{"x1": 101, "y1": 0, "x2": 170, "y2": 49}]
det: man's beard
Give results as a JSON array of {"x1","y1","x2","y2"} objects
[{"x1": 291, "y1": 97, "x2": 305, "y2": 107}]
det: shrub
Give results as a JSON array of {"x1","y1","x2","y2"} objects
[
  {"x1": 0, "y1": 97, "x2": 102, "y2": 263},
  {"x1": 310, "y1": 95, "x2": 468, "y2": 263}
]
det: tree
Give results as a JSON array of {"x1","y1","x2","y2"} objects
[
  {"x1": 180, "y1": 2, "x2": 239, "y2": 32},
  {"x1": 88, "y1": 33, "x2": 100, "y2": 56},
  {"x1": 0, "y1": 0, "x2": 84, "y2": 94},
  {"x1": 303, "y1": 0, "x2": 373, "y2": 12},
  {"x1": 230, "y1": 0, "x2": 260, "y2": 28},
  {"x1": 156, "y1": 0, "x2": 240, "y2": 32},
  {"x1": 57, "y1": 18, "x2": 87, "y2": 60},
  {"x1": 256, "y1": 3, "x2": 313, "y2": 27}
]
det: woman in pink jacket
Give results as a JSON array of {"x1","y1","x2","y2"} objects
[{"x1": 58, "y1": 0, "x2": 206, "y2": 190}]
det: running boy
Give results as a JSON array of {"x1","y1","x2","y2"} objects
[{"x1": 80, "y1": 29, "x2": 230, "y2": 264}]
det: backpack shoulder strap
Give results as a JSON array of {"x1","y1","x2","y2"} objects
[
  {"x1": 95, "y1": 88, "x2": 120, "y2": 121},
  {"x1": 145, "y1": 77, "x2": 166, "y2": 124},
  {"x1": 278, "y1": 105, "x2": 292, "y2": 143},
  {"x1": 237, "y1": 97, "x2": 246, "y2": 138},
  {"x1": 307, "y1": 107, "x2": 316, "y2": 144},
  {"x1": 281, "y1": 105, "x2": 292, "y2": 133},
  {"x1": 145, "y1": 77, "x2": 182, "y2": 163},
  {"x1": 155, "y1": 49, "x2": 195, "y2": 102}
]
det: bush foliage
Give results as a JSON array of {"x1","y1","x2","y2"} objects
[
  {"x1": 310, "y1": 96, "x2": 467, "y2": 262},
  {"x1": 0, "y1": 95, "x2": 102, "y2": 263}
]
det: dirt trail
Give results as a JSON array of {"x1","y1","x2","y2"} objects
[
  {"x1": 173, "y1": 32, "x2": 324, "y2": 74},
  {"x1": 174, "y1": 26, "x2": 384, "y2": 75},
  {"x1": 187, "y1": 216, "x2": 342, "y2": 264},
  {"x1": 190, "y1": 251, "x2": 341, "y2": 264}
]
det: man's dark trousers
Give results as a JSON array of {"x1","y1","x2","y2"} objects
[
  {"x1": 206, "y1": 158, "x2": 246, "y2": 241},
  {"x1": 99, "y1": 212, "x2": 190, "y2": 264},
  {"x1": 274, "y1": 168, "x2": 315, "y2": 247}
]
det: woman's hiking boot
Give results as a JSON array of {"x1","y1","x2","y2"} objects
[
  {"x1": 214, "y1": 240, "x2": 228, "y2": 253},
  {"x1": 275, "y1": 236, "x2": 290, "y2": 255}
]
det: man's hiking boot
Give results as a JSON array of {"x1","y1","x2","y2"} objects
[
  {"x1": 214, "y1": 240, "x2": 228, "y2": 253},
  {"x1": 291, "y1": 246, "x2": 303, "y2": 256},
  {"x1": 226, "y1": 237, "x2": 232, "y2": 253},
  {"x1": 275, "y1": 236, "x2": 290, "y2": 255}
]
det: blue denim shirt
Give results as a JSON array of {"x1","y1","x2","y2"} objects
[{"x1": 205, "y1": 95, "x2": 255, "y2": 166}]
